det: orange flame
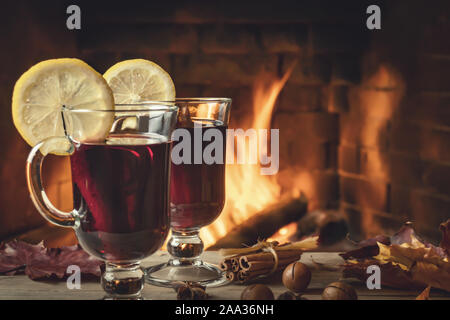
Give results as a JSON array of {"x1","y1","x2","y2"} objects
[
  {"x1": 201, "y1": 65, "x2": 295, "y2": 248},
  {"x1": 267, "y1": 221, "x2": 298, "y2": 243}
]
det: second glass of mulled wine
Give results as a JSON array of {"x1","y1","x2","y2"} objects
[
  {"x1": 145, "y1": 98, "x2": 231, "y2": 287},
  {"x1": 26, "y1": 104, "x2": 178, "y2": 299}
]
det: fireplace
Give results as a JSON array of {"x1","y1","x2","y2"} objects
[{"x1": 1, "y1": 0, "x2": 449, "y2": 248}]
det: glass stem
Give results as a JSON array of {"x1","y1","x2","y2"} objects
[
  {"x1": 167, "y1": 230, "x2": 204, "y2": 265},
  {"x1": 101, "y1": 262, "x2": 144, "y2": 299}
]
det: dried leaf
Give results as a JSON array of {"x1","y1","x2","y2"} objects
[
  {"x1": 341, "y1": 223, "x2": 439, "y2": 261},
  {"x1": 411, "y1": 261, "x2": 450, "y2": 292},
  {"x1": 0, "y1": 240, "x2": 45, "y2": 275},
  {"x1": 341, "y1": 221, "x2": 450, "y2": 292},
  {"x1": 340, "y1": 235, "x2": 390, "y2": 260},
  {"x1": 390, "y1": 223, "x2": 420, "y2": 245},
  {"x1": 391, "y1": 223, "x2": 448, "y2": 259},
  {"x1": 343, "y1": 260, "x2": 425, "y2": 290},
  {"x1": 416, "y1": 286, "x2": 431, "y2": 300},
  {"x1": 0, "y1": 240, "x2": 102, "y2": 280}
]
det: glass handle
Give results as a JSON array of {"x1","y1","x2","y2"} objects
[{"x1": 26, "y1": 136, "x2": 79, "y2": 228}]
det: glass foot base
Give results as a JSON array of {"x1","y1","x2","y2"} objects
[
  {"x1": 101, "y1": 262, "x2": 144, "y2": 299},
  {"x1": 144, "y1": 259, "x2": 229, "y2": 288}
]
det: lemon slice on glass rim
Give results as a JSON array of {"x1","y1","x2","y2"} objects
[
  {"x1": 103, "y1": 59, "x2": 175, "y2": 104},
  {"x1": 12, "y1": 58, "x2": 115, "y2": 154}
]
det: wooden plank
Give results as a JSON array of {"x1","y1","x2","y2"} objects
[{"x1": 0, "y1": 252, "x2": 449, "y2": 300}]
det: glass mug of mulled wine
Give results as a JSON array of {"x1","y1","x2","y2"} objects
[
  {"x1": 145, "y1": 98, "x2": 231, "y2": 287},
  {"x1": 26, "y1": 104, "x2": 178, "y2": 299}
]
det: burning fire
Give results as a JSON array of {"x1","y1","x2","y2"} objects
[
  {"x1": 266, "y1": 221, "x2": 298, "y2": 244},
  {"x1": 200, "y1": 65, "x2": 295, "y2": 248}
]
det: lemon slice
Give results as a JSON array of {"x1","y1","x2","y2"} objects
[
  {"x1": 103, "y1": 59, "x2": 175, "y2": 103},
  {"x1": 12, "y1": 58, "x2": 115, "y2": 153}
]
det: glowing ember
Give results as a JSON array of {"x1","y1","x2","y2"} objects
[
  {"x1": 200, "y1": 65, "x2": 295, "y2": 248},
  {"x1": 267, "y1": 221, "x2": 298, "y2": 244}
]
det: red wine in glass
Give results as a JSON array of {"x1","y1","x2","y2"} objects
[
  {"x1": 70, "y1": 134, "x2": 171, "y2": 263},
  {"x1": 170, "y1": 120, "x2": 227, "y2": 230},
  {"x1": 144, "y1": 98, "x2": 231, "y2": 288}
]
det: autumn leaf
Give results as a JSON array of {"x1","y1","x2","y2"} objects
[
  {"x1": 411, "y1": 261, "x2": 450, "y2": 292},
  {"x1": 0, "y1": 240, "x2": 45, "y2": 275},
  {"x1": 0, "y1": 240, "x2": 102, "y2": 280},
  {"x1": 341, "y1": 220, "x2": 450, "y2": 292},
  {"x1": 343, "y1": 259, "x2": 425, "y2": 290},
  {"x1": 340, "y1": 234, "x2": 390, "y2": 260}
]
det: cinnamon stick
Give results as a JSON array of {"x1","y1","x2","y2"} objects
[
  {"x1": 238, "y1": 269, "x2": 270, "y2": 282},
  {"x1": 218, "y1": 235, "x2": 317, "y2": 283},
  {"x1": 238, "y1": 260, "x2": 295, "y2": 283},
  {"x1": 220, "y1": 250, "x2": 302, "y2": 283},
  {"x1": 226, "y1": 271, "x2": 236, "y2": 282},
  {"x1": 220, "y1": 258, "x2": 232, "y2": 271},
  {"x1": 239, "y1": 250, "x2": 301, "y2": 266},
  {"x1": 231, "y1": 263, "x2": 240, "y2": 272},
  {"x1": 240, "y1": 258, "x2": 297, "y2": 272}
]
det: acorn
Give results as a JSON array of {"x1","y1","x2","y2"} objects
[
  {"x1": 322, "y1": 281, "x2": 358, "y2": 300},
  {"x1": 282, "y1": 262, "x2": 311, "y2": 293},
  {"x1": 241, "y1": 284, "x2": 274, "y2": 300}
]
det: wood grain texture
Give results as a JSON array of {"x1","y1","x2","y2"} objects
[{"x1": 0, "y1": 252, "x2": 449, "y2": 300}]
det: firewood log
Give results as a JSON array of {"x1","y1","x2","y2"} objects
[{"x1": 208, "y1": 194, "x2": 308, "y2": 249}]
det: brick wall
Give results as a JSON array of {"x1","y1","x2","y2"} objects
[
  {"x1": 0, "y1": 1, "x2": 77, "y2": 239},
  {"x1": 75, "y1": 0, "x2": 372, "y2": 218},
  {"x1": 1, "y1": 0, "x2": 449, "y2": 243},
  {"x1": 338, "y1": 0, "x2": 450, "y2": 241}
]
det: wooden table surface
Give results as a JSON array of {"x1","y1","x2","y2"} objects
[{"x1": 0, "y1": 251, "x2": 449, "y2": 300}]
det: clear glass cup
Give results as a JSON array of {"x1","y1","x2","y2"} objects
[
  {"x1": 26, "y1": 103, "x2": 178, "y2": 299},
  {"x1": 145, "y1": 98, "x2": 231, "y2": 287}
]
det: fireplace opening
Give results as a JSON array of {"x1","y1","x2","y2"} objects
[{"x1": 1, "y1": 0, "x2": 449, "y2": 249}]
